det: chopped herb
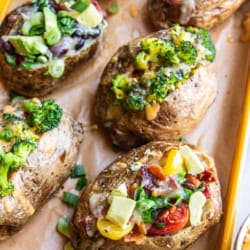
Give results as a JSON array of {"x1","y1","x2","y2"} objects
[
  {"x1": 5, "y1": 54, "x2": 16, "y2": 66},
  {"x1": 57, "y1": 217, "x2": 71, "y2": 238},
  {"x1": 63, "y1": 192, "x2": 79, "y2": 207},
  {"x1": 75, "y1": 176, "x2": 87, "y2": 190},
  {"x1": 156, "y1": 222, "x2": 165, "y2": 228},
  {"x1": 70, "y1": 164, "x2": 86, "y2": 178},
  {"x1": 108, "y1": 2, "x2": 120, "y2": 15},
  {"x1": 71, "y1": 0, "x2": 90, "y2": 13}
]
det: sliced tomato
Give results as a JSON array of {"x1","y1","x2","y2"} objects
[{"x1": 148, "y1": 204, "x2": 189, "y2": 235}]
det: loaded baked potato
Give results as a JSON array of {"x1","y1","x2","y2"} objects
[
  {"x1": 148, "y1": 0, "x2": 246, "y2": 30},
  {"x1": 72, "y1": 141, "x2": 222, "y2": 250},
  {"x1": 0, "y1": 97, "x2": 83, "y2": 240},
  {"x1": 95, "y1": 25, "x2": 217, "y2": 149},
  {"x1": 0, "y1": 0, "x2": 106, "y2": 97}
]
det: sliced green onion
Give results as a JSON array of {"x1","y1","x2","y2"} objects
[
  {"x1": 76, "y1": 176, "x2": 87, "y2": 191},
  {"x1": 177, "y1": 137, "x2": 187, "y2": 142},
  {"x1": 48, "y1": 59, "x2": 65, "y2": 78},
  {"x1": 57, "y1": 217, "x2": 71, "y2": 238},
  {"x1": 71, "y1": 0, "x2": 90, "y2": 13},
  {"x1": 29, "y1": 24, "x2": 45, "y2": 36},
  {"x1": 64, "y1": 241, "x2": 74, "y2": 250},
  {"x1": 63, "y1": 192, "x2": 79, "y2": 207},
  {"x1": 45, "y1": 28, "x2": 61, "y2": 46},
  {"x1": 5, "y1": 54, "x2": 16, "y2": 66},
  {"x1": 108, "y1": 2, "x2": 119, "y2": 15},
  {"x1": 21, "y1": 21, "x2": 32, "y2": 35},
  {"x1": 70, "y1": 164, "x2": 86, "y2": 178},
  {"x1": 37, "y1": 55, "x2": 48, "y2": 64}
]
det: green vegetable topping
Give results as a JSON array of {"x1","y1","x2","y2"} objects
[
  {"x1": 71, "y1": 0, "x2": 90, "y2": 13},
  {"x1": 108, "y1": 2, "x2": 120, "y2": 15},
  {"x1": 32, "y1": 0, "x2": 49, "y2": 11},
  {"x1": 57, "y1": 217, "x2": 71, "y2": 238},
  {"x1": 0, "y1": 98, "x2": 63, "y2": 197},
  {"x1": 5, "y1": 54, "x2": 16, "y2": 66},
  {"x1": 63, "y1": 192, "x2": 79, "y2": 207},
  {"x1": 48, "y1": 59, "x2": 65, "y2": 78},
  {"x1": 111, "y1": 24, "x2": 216, "y2": 112},
  {"x1": 76, "y1": 176, "x2": 87, "y2": 190},
  {"x1": 57, "y1": 11, "x2": 77, "y2": 36},
  {"x1": 70, "y1": 164, "x2": 86, "y2": 178},
  {"x1": 24, "y1": 99, "x2": 63, "y2": 133}
]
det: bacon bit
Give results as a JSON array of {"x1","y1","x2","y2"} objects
[
  {"x1": 128, "y1": 183, "x2": 138, "y2": 199},
  {"x1": 129, "y1": 4, "x2": 138, "y2": 18},
  {"x1": 203, "y1": 185, "x2": 211, "y2": 198},
  {"x1": 186, "y1": 174, "x2": 201, "y2": 188},
  {"x1": 148, "y1": 165, "x2": 167, "y2": 181},
  {"x1": 197, "y1": 169, "x2": 216, "y2": 183},
  {"x1": 124, "y1": 222, "x2": 146, "y2": 245}
]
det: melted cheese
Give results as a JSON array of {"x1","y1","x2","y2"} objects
[{"x1": 145, "y1": 103, "x2": 160, "y2": 121}]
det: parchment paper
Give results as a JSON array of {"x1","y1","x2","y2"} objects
[{"x1": 0, "y1": 1, "x2": 250, "y2": 249}]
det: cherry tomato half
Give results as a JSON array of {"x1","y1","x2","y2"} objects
[{"x1": 148, "y1": 204, "x2": 189, "y2": 235}]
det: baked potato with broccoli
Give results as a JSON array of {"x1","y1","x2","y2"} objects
[
  {"x1": 0, "y1": 97, "x2": 83, "y2": 240},
  {"x1": 95, "y1": 25, "x2": 217, "y2": 149},
  {"x1": 72, "y1": 141, "x2": 222, "y2": 250},
  {"x1": 0, "y1": 0, "x2": 106, "y2": 97},
  {"x1": 148, "y1": 0, "x2": 246, "y2": 30}
]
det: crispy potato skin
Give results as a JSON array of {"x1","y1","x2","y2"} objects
[
  {"x1": 95, "y1": 30, "x2": 216, "y2": 149},
  {"x1": 72, "y1": 141, "x2": 222, "y2": 250},
  {"x1": 148, "y1": 0, "x2": 246, "y2": 30},
  {"x1": 0, "y1": 111, "x2": 83, "y2": 240},
  {"x1": 0, "y1": 4, "x2": 100, "y2": 97}
]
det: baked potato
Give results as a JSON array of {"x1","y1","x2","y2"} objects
[
  {"x1": 148, "y1": 0, "x2": 246, "y2": 30},
  {"x1": 72, "y1": 141, "x2": 222, "y2": 250},
  {"x1": 95, "y1": 25, "x2": 217, "y2": 149},
  {"x1": 0, "y1": 0, "x2": 106, "y2": 97},
  {"x1": 0, "y1": 97, "x2": 83, "y2": 240}
]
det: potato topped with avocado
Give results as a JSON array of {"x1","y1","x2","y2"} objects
[
  {"x1": 95, "y1": 25, "x2": 217, "y2": 149},
  {"x1": 72, "y1": 141, "x2": 222, "y2": 250},
  {"x1": 0, "y1": 0, "x2": 106, "y2": 97}
]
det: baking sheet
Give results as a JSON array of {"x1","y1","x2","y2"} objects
[{"x1": 0, "y1": 0, "x2": 250, "y2": 249}]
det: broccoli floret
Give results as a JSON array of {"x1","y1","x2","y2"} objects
[
  {"x1": 0, "y1": 164, "x2": 14, "y2": 197},
  {"x1": 0, "y1": 129, "x2": 13, "y2": 142},
  {"x1": 2, "y1": 113, "x2": 22, "y2": 123},
  {"x1": 111, "y1": 74, "x2": 134, "y2": 100},
  {"x1": 24, "y1": 100, "x2": 63, "y2": 133},
  {"x1": 126, "y1": 86, "x2": 146, "y2": 111},
  {"x1": 147, "y1": 71, "x2": 178, "y2": 103},
  {"x1": 197, "y1": 28, "x2": 216, "y2": 62},
  {"x1": 135, "y1": 51, "x2": 150, "y2": 70},
  {"x1": 177, "y1": 41, "x2": 197, "y2": 65}
]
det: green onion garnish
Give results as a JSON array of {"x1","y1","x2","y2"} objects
[
  {"x1": 177, "y1": 137, "x2": 187, "y2": 142},
  {"x1": 5, "y1": 54, "x2": 17, "y2": 66},
  {"x1": 156, "y1": 222, "x2": 165, "y2": 228},
  {"x1": 63, "y1": 192, "x2": 79, "y2": 207},
  {"x1": 76, "y1": 176, "x2": 87, "y2": 191},
  {"x1": 48, "y1": 59, "x2": 65, "y2": 78},
  {"x1": 70, "y1": 164, "x2": 86, "y2": 178},
  {"x1": 57, "y1": 217, "x2": 71, "y2": 238},
  {"x1": 71, "y1": 0, "x2": 90, "y2": 13},
  {"x1": 108, "y1": 2, "x2": 119, "y2": 15}
]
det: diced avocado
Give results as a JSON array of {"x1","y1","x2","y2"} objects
[
  {"x1": 180, "y1": 145, "x2": 205, "y2": 175},
  {"x1": 189, "y1": 191, "x2": 206, "y2": 226},
  {"x1": 30, "y1": 12, "x2": 44, "y2": 26},
  {"x1": 108, "y1": 183, "x2": 128, "y2": 204},
  {"x1": 106, "y1": 196, "x2": 136, "y2": 229},
  {"x1": 70, "y1": 4, "x2": 103, "y2": 28},
  {"x1": 7, "y1": 36, "x2": 48, "y2": 56},
  {"x1": 43, "y1": 7, "x2": 61, "y2": 46}
]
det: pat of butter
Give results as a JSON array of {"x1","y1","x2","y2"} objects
[
  {"x1": 189, "y1": 191, "x2": 206, "y2": 226},
  {"x1": 180, "y1": 145, "x2": 204, "y2": 175},
  {"x1": 106, "y1": 196, "x2": 136, "y2": 229}
]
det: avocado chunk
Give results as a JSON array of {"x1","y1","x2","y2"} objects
[
  {"x1": 189, "y1": 191, "x2": 206, "y2": 226},
  {"x1": 43, "y1": 7, "x2": 61, "y2": 46},
  {"x1": 70, "y1": 4, "x2": 103, "y2": 28},
  {"x1": 180, "y1": 145, "x2": 205, "y2": 175},
  {"x1": 108, "y1": 183, "x2": 128, "y2": 204},
  {"x1": 7, "y1": 36, "x2": 48, "y2": 56},
  {"x1": 106, "y1": 196, "x2": 136, "y2": 229}
]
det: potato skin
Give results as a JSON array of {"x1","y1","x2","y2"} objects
[
  {"x1": 72, "y1": 141, "x2": 222, "y2": 250},
  {"x1": 0, "y1": 110, "x2": 83, "y2": 240},
  {"x1": 0, "y1": 4, "x2": 100, "y2": 97},
  {"x1": 148, "y1": 0, "x2": 246, "y2": 30},
  {"x1": 95, "y1": 30, "x2": 216, "y2": 149}
]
